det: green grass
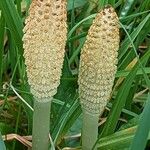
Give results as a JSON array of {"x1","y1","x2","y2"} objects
[{"x1": 0, "y1": 0, "x2": 150, "y2": 149}]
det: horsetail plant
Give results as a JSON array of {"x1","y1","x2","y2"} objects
[
  {"x1": 23, "y1": 0, "x2": 67, "y2": 150},
  {"x1": 78, "y1": 6, "x2": 119, "y2": 150}
]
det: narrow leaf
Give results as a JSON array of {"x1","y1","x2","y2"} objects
[
  {"x1": 0, "y1": 0, "x2": 23, "y2": 55},
  {"x1": 130, "y1": 94, "x2": 150, "y2": 150},
  {"x1": 101, "y1": 48, "x2": 150, "y2": 137}
]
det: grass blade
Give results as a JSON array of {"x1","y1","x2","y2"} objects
[
  {"x1": 97, "y1": 126, "x2": 137, "y2": 149},
  {"x1": 0, "y1": 14, "x2": 5, "y2": 90},
  {"x1": 52, "y1": 98, "x2": 81, "y2": 145},
  {"x1": 129, "y1": 94, "x2": 150, "y2": 150},
  {"x1": 0, "y1": 0, "x2": 23, "y2": 55},
  {"x1": 108, "y1": 0, "x2": 115, "y2": 6},
  {"x1": 119, "y1": 0, "x2": 135, "y2": 17},
  {"x1": 118, "y1": 13, "x2": 150, "y2": 65},
  {"x1": 101, "y1": 48, "x2": 150, "y2": 137}
]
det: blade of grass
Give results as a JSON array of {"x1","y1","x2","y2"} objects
[
  {"x1": 120, "y1": 10, "x2": 150, "y2": 22},
  {"x1": 12, "y1": 104, "x2": 21, "y2": 150},
  {"x1": 100, "y1": 48, "x2": 150, "y2": 137},
  {"x1": 16, "y1": 0, "x2": 22, "y2": 16},
  {"x1": 0, "y1": 14, "x2": 5, "y2": 91},
  {"x1": 9, "y1": 55, "x2": 33, "y2": 112},
  {"x1": 129, "y1": 94, "x2": 150, "y2": 150},
  {"x1": 68, "y1": 14, "x2": 96, "y2": 39},
  {"x1": 68, "y1": 32, "x2": 87, "y2": 42},
  {"x1": 67, "y1": 0, "x2": 86, "y2": 11},
  {"x1": 116, "y1": 67, "x2": 150, "y2": 78},
  {"x1": 52, "y1": 98, "x2": 81, "y2": 145},
  {"x1": 108, "y1": 0, "x2": 115, "y2": 6},
  {"x1": 118, "y1": 13, "x2": 150, "y2": 65},
  {"x1": 25, "y1": 0, "x2": 31, "y2": 16},
  {"x1": 69, "y1": 40, "x2": 85, "y2": 65},
  {"x1": 107, "y1": 102, "x2": 138, "y2": 118},
  {"x1": 0, "y1": 0, "x2": 23, "y2": 55},
  {"x1": 60, "y1": 101, "x2": 81, "y2": 142},
  {"x1": 119, "y1": 0, "x2": 135, "y2": 17},
  {"x1": 97, "y1": 0, "x2": 106, "y2": 9},
  {"x1": 9, "y1": 54, "x2": 33, "y2": 134},
  {"x1": 69, "y1": 0, "x2": 77, "y2": 58},
  {"x1": 7, "y1": 29, "x2": 17, "y2": 82},
  {"x1": 97, "y1": 126, "x2": 137, "y2": 149},
  {"x1": 134, "y1": 18, "x2": 150, "y2": 49},
  {"x1": 138, "y1": 0, "x2": 150, "y2": 12},
  {"x1": 120, "y1": 22, "x2": 150, "y2": 88}
]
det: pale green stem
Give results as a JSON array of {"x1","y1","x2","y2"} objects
[
  {"x1": 82, "y1": 109, "x2": 99, "y2": 150},
  {"x1": 32, "y1": 98, "x2": 52, "y2": 150}
]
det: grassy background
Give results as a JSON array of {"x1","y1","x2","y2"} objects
[{"x1": 0, "y1": 0, "x2": 150, "y2": 149}]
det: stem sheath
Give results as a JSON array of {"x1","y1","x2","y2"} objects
[
  {"x1": 32, "y1": 98, "x2": 51, "y2": 150},
  {"x1": 82, "y1": 109, "x2": 99, "y2": 150}
]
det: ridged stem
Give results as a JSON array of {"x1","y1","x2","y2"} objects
[
  {"x1": 32, "y1": 98, "x2": 52, "y2": 150},
  {"x1": 82, "y1": 109, "x2": 99, "y2": 150}
]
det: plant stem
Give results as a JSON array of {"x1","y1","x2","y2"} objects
[
  {"x1": 32, "y1": 98, "x2": 52, "y2": 150},
  {"x1": 82, "y1": 109, "x2": 99, "y2": 150}
]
